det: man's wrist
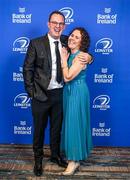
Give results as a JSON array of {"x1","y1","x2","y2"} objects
[{"x1": 88, "y1": 54, "x2": 93, "y2": 64}]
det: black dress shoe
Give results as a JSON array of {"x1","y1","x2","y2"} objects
[
  {"x1": 33, "y1": 162, "x2": 43, "y2": 176},
  {"x1": 50, "y1": 156, "x2": 68, "y2": 168}
]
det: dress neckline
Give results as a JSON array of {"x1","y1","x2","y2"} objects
[{"x1": 70, "y1": 50, "x2": 80, "y2": 57}]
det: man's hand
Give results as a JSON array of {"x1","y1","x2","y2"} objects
[{"x1": 76, "y1": 52, "x2": 93, "y2": 65}]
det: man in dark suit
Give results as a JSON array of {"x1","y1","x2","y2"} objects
[{"x1": 23, "y1": 10, "x2": 92, "y2": 176}]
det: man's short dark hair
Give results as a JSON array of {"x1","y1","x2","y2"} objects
[{"x1": 48, "y1": 10, "x2": 65, "y2": 22}]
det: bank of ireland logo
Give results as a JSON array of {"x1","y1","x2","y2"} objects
[
  {"x1": 95, "y1": 38, "x2": 113, "y2": 55},
  {"x1": 59, "y1": 7, "x2": 74, "y2": 25},
  {"x1": 12, "y1": 7, "x2": 32, "y2": 24},
  {"x1": 13, "y1": 37, "x2": 30, "y2": 53},
  {"x1": 19, "y1": 7, "x2": 26, "y2": 13},
  {"x1": 97, "y1": 8, "x2": 117, "y2": 24},
  {"x1": 14, "y1": 93, "x2": 31, "y2": 109},
  {"x1": 13, "y1": 66, "x2": 23, "y2": 82},
  {"x1": 14, "y1": 120, "x2": 32, "y2": 135},
  {"x1": 99, "y1": 122, "x2": 105, "y2": 128},
  {"x1": 92, "y1": 122, "x2": 111, "y2": 137},
  {"x1": 93, "y1": 95, "x2": 110, "y2": 110}
]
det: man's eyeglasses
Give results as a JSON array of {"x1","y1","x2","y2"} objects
[{"x1": 50, "y1": 21, "x2": 65, "y2": 27}]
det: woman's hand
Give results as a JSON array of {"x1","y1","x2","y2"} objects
[{"x1": 61, "y1": 47, "x2": 69, "y2": 62}]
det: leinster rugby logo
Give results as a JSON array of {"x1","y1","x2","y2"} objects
[
  {"x1": 13, "y1": 37, "x2": 30, "y2": 53},
  {"x1": 14, "y1": 93, "x2": 31, "y2": 109},
  {"x1": 95, "y1": 38, "x2": 113, "y2": 55},
  {"x1": 93, "y1": 95, "x2": 110, "y2": 110},
  {"x1": 59, "y1": 7, "x2": 74, "y2": 24}
]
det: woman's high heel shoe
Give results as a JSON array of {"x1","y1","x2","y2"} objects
[{"x1": 62, "y1": 161, "x2": 80, "y2": 175}]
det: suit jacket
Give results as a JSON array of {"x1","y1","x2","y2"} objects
[{"x1": 23, "y1": 34, "x2": 68, "y2": 102}]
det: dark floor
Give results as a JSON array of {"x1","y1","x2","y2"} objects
[{"x1": 0, "y1": 144, "x2": 130, "y2": 179}]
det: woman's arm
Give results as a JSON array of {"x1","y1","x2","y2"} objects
[
  {"x1": 62, "y1": 61, "x2": 85, "y2": 82},
  {"x1": 61, "y1": 48, "x2": 86, "y2": 82}
]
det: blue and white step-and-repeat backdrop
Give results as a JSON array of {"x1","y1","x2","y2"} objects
[{"x1": 0, "y1": 0, "x2": 130, "y2": 146}]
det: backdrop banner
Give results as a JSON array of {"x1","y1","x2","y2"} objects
[{"x1": 0, "y1": 0, "x2": 130, "y2": 146}]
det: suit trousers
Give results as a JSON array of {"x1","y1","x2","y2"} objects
[{"x1": 31, "y1": 88, "x2": 63, "y2": 159}]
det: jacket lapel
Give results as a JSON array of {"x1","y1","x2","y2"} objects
[
  {"x1": 42, "y1": 35, "x2": 68, "y2": 70},
  {"x1": 43, "y1": 35, "x2": 52, "y2": 69}
]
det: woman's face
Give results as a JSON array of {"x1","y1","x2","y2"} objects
[{"x1": 68, "y1": 30, "x2": 82, "y2": 51}]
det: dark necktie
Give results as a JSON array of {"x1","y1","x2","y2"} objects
[{"x1": 54, "y1": 41, "x2": 62, "y2": 83}]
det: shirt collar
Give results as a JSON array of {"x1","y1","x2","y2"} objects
[{"x1": 48, "y1": 33, "x2": 60, "y2": 44}]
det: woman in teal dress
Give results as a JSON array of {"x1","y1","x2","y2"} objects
[{"x1": 61, "y1": 27, "x2": 93, "y2": 175}]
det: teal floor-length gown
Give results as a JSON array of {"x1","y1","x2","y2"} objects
[{"x1": 61, "y1": 50, "x2": 93, "y2": 161}]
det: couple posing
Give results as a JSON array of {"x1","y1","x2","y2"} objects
[{"x1": 23, "y1": 10, "x2": 93, "y2": 176}]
